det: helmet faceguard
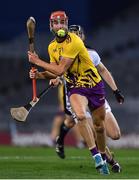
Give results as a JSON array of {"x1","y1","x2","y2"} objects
[
  {"x1": 69, "y1": 25, "x2": 85, "y2": 41},
  {"x1": 50, "y1": 11, "x2": 68, "y2": 37}
]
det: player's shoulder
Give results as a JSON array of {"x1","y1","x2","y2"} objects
[
  {"x1": 48, "y1": 38, "x2": 56, "y2": 47},
  {"x1": 68, "y1": 32, "x2": 83, "y2": 44},
  {"x1": 68, "y1": 32, "x2": 77, "y2": 38}
]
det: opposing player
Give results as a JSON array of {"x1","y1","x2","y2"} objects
[
  {"x1": 28, "y1": 11, "x2": 123, "y2": 174},
  {"x1": 53, "y1": 24, "x2": 124, "y2": 173}
]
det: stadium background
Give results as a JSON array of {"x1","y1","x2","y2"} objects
[{"x1": 0, "y1": 0, "x2": 139, "y2": 148}]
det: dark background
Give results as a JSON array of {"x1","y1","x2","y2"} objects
[{"x1": 0, "y1": 0, "x2": 137, "y2": 41}]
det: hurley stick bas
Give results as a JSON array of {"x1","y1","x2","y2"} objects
[
  {"x1": 26, "y1": 16, "x2": 37, "y2": 102},
  {"x1": 10, "y1": 85, "x2": 53, "y2": 122}
]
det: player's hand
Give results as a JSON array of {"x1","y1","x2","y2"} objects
[
  {"x1": 28, "y1": 51, "x2": 39, "y2": 65},
  {"x1": 49, "y1": 77, "x2": 62, "y2": 87},
  {"x1": 113, "y1": 89, "x2": 124, "y2": 104},
  {"x1": 29, "y1": 68, "x2": 38, "y2": 79}
]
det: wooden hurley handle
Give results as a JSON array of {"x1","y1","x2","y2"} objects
[{"x1": 26, "y1": 17, "x2": 37, "y2": 102}]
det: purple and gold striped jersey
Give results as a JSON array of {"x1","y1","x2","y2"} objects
[{"x1": 48, "y1": 32, "x2": 102, "y2": 88}]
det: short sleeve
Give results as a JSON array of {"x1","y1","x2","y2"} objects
[{"x1": 88, "y1": 50, "x2": 101, "y2": 67}]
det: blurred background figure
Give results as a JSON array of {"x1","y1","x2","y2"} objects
[
  {"x1": 48, "y1": 83, "x2": 65, "y2": 147},
  {"x1": 0, "y1": 0, "x2": 139, "y2": 148}
]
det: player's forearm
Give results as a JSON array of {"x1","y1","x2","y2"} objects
[
  {"x1": 97, "y1": 63, "x2": 118, "y2": 91},
  {"x1": 36, "y1": 58, "x2": 64, "y2": 76},
  {"x1": 36, "y1": 71, "x2": 57, "y2": 79},
  {"x1": 100, "y1": 70, "x2": 117, "y2": 91}
]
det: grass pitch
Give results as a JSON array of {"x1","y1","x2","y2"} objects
[{"x1": 0, "y1": 146, "x2": 139, "y2": 179}]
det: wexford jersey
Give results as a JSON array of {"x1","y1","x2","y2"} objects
[{"x1": 48, "y1": 32, "x2": 102, "y2": 88}]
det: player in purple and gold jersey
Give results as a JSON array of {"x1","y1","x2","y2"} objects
[{"x1": 28, "y1": 11, "x2": 110, "y2": 174}]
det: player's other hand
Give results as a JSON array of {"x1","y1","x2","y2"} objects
[
  {"x1": 29, "y1": 68, "x2": 38, "y2": 79},
  {"x1": 113, "y1": 89, "x2": 124, "y2": 104},
  {"x1": 28, "y1": 51, "x2": 39, "y2": 65},
  {"x1": 49, "y1": 77, "x2": 62, "y2": 87}
]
